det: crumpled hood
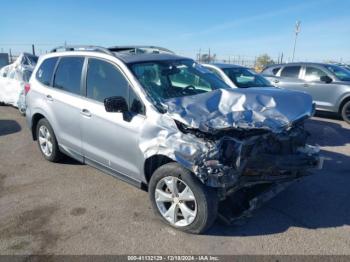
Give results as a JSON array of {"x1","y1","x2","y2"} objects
[{"x1": 164, "y1": 88, "x2": 314, "y2": 133}]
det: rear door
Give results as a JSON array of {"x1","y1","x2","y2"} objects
[
  {"x1": 49, "y1": 56, "x2": 85, "y2": 160},
  {"x1": 277, "y1": 65, "x2": 305, "y2": 92},
  {"x1": 81, "y1": 57, "x2": 146, "y2": 181}
]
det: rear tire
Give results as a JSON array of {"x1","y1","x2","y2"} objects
[
  {"x1": 36, "y1": 118, "x2": 62, "y2": 162},
  {"x1": 149, "y1": 162, "x2": 218, "y2": 234},
  {"x1": 341, "y1": 101, "x2": 350, "y2": 124}
]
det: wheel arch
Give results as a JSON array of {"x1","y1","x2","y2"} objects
[
  {"x1": 31, "y1": 113, "x2": 46, "y2": 140},
  {"x1": 144, "y1": 154, "x2": 174, "y2": 185},
  {"x1": 338, "y1": 96, "x2": 350, "y2": 114}
]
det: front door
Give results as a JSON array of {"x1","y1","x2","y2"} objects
[{"x1": 81, "y1": 58, "x2": 145, "y2": 181}]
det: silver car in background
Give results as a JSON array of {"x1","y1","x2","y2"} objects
[
  {"x1": 202, "y1": 63, "x2": 273, "y2": 89},
  {"x1": 262, "y1": 62, "x2": 350, "y2": 123}
]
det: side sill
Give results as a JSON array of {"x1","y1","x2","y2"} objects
[
  {"x1": 84, "y1": 157, "x2": 146, "y2": 191},
  {"x1": 58, "y1": 145, "x2": 148, "y2": 191}
]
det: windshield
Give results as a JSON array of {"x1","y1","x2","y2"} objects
[
  {"x1": 222, "y1": 67, "x2": 272, "y2": 88},
  {"x1": 326, "y1": 65, "x2": 350, "y2": 81},
  {"x1": 130, "y1": 60, "x2": 229, "y2": 101}
]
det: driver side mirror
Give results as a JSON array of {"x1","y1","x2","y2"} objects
[
  {"x1": 104, "y1": 96, "x2": 128, "y2": 113},
  {"x1": 320, "y1": 75, "x2": 332, "y2": 83}
]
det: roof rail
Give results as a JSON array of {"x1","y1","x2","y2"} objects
[
  {"x1": 108, "y1": 46, "x2": 174, "y2": 54},
  {"x1": 50, "y1": 45, "x2": 114, "y2": 56}
]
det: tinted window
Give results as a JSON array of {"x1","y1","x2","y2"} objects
[
  {"x1": 53, "y1": 57, "x2": 84, "y2": 95},
  {"x1": 326, "y1": 65, "x2": 350, "y2": 81},
  {"x1": 87, "y1": 58, "x2": 144, "y2": 114},
  {"x1": 280, "y1": 66, "x2": 301, "y2": 78},
  {"x1": 272, "y1": 67, "x2": 280, "y2": 75},
  {"x1": 87, "y1": 58, "x2": 128, "y2": 103},
  {"x1": 36, "y1": 57, "x2": 58, "y2": 86},
  {"x1": 305, "y1": 67, "x2": 327, "y2": 81}
]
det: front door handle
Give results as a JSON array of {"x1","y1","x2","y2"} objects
[
  {"x1": 81, "y1": 109, "x2": 92, "y2": 117},
  {"x1": 273, "y1": 79, "x2": 279, "y2": 83},
  {"x1": 46, "y1": 94, "x2": 53, "y2": 101},
  {"x1": 304, "y1": 83, "x2": 310, "y2": 87}
]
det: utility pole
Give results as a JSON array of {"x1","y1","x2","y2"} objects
[
  {"x1": 292, "y1": 21, "x2": 301, "y2": 62},
  {"x1": 208, "y1": 48, "x2": 211, "y2": 63}
]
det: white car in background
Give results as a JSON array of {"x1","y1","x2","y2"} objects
[
  {"x1": 202, "y1": 63, "x2": 273, "y2": 88},
  {"x1": 0, "y1": 53, "x2": 38, "y2": 114}
]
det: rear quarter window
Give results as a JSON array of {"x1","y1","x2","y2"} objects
[{"x1": 36, "y1": 57, "x2": 58, "y2": 86}]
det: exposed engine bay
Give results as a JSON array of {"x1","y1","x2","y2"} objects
[{"x1": 150, "y1": 88, "x2": 323, "y2": 223}]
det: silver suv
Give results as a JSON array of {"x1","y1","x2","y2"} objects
[
  {"x1": 262, "y1": 62, "x2": 350, "y2": 123},
  {"x1": 26, "y1": 46, "x2": 321, "y2": 233}
]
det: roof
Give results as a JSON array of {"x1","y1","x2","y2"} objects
[
  {"x1": 207, "y1": 63, "x2": 246, "y2": 69},
  {"x1": 114, "y1": 52, "x2": 191, "y2": 64},
  {"x1": 49, "y1": 45, "x2": 189, "y2": 64},
  {"x1": 265, "y1": 62, "x2": 336, "y2": 68}
]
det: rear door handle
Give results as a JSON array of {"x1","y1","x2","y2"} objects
[
  {"x1": 304, "y1": 83, "x2": 310, "y2": 87},
  {"x1": 46, "y1": 94, "x2": 53, "y2": 101},
  {"x1": 273, "y1": 79, "x2": 279, "y2": 83},
  {"x1": 81, "y1": 109, "x2": 92, "y2": 117}
]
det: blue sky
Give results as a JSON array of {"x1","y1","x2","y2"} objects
[{"x1": 0, "y1": 0, "x2": 349, "y2": 62}]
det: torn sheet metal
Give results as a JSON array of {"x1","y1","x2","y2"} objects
[
  {"x1": 139, "y1": 87, "x2": 320, "y2": 188},
  {"x1": 164, "y1": 88, "x2": 315, "y2": 133},
  {"x1": 0, "y1": 53, "x2": 37, "y2": 110}
]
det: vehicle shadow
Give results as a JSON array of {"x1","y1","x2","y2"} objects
[
  {"x1": 59, "y1": 155, "x2": 83, "y2": 165},
  {"x1": 314, "y1": 110, "x2": 342, "y2": 121},
  {"x1": 207, "y1": 149, "x2": 350, "y2": 236},
  {"x1": 305, "y1": 118, "x2": 350, "y2": 147},
  {"x1": 0, "y1": 120, "x2": 21, "y2": 136}
]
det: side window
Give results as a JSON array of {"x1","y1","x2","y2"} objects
[
  {"x1": 304, "y1": 67, "x2": 327, "y2": 82},
  {"x1": 87, "y1": 58, "x2": 144, "y2": 114},
  {"x1": 280, "y1": 66, "x2": 301, "y2": 78},
  {"x1": 36, "y1": 57, "x2": 58, "y2": 86},
  {"x1": 87, "y1": 58, "x2": 128, "y2": 103},
  {"x1": 272, "y1": 67, "x2": 280, "y2": 75},
  {"x1": 53, "y1": 57, "x2": 84, "y2": 95}
]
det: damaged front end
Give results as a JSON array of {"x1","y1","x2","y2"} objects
[{"x1": 158, "y1": 88, "x2": 322, "y2": 223}]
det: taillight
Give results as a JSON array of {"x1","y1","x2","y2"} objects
[{"x1": 24, "y1": 83, "x2": 31, "y2": 95}]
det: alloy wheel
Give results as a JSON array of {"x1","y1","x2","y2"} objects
[
  {"x1": 155, "y1": 176, "x2": 197, "y2": 227},
  {"x1": 38, "y1": 125, "x2": 53, "y2": 157}
]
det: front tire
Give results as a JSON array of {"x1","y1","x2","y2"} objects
[
  {"x1": 149, "y1": 162, "x2": 218, "y2": 234},
  {"x1": 36, "y1": 118, "x2": 62, "y2": 162},
  {"x1": 341, "y1": 101, "x2": 350, "y2": 124}
]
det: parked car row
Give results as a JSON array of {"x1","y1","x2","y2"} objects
[{"x1": 23, "y1": 45, "x2": 322, "y2": 233}]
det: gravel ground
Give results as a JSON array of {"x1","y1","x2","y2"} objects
[{"x1": 0, "y1": 106, "x2": 349, "y2": 255}]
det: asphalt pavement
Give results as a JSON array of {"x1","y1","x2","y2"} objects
[{"x1": 0, "y1": 106, "x2": 349, "y2": 255}]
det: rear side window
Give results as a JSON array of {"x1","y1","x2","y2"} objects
[
  {"x1": 86, "y1": 58, "x2": 128, "y2": 103},
  {"x1": 280, "y1": 66, "x2": 301, "y2": 78},
  {"x1": 36, "y1": 57, "x2": 58, "y2": 86},
  {"x1": 53, "y1": 57, "x2": 84, "y2": 95}
]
